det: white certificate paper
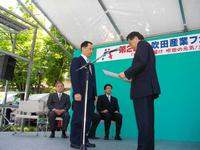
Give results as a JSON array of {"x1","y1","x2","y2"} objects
[{"x1": 102, "y1": 69, "x2": 131, "y2": 83}]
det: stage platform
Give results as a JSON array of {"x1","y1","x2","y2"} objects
[{"x1": 0, "y1": 132, "x2": 199, "y2": 150}]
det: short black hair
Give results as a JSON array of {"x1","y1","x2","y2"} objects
[
  {"x1": 126, "y1": 31, "x2": 144, "y2": 41},
  {"x1": 104, "y1": 84, "x2": 112, "y2": 90},
  {"x1": 80, "y1": 41, "x2": 93, "y2": 49},
  {"x1": 55, "y1": 81, "x2": 64, "y2": 86}
]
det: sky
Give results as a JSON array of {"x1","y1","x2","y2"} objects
[
  {"x1": 0, "y1": 0, "x2": 51, "y2": 29},
  {"x1": 0, "y1": 0, "x2": 17, "y2": 9}
]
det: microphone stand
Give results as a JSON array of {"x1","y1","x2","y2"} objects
[{"x1": 76, "y1": 51, "x2": 108, "y2": 150}]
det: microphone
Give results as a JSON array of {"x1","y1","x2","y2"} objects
[{"x1": 104, "y1": 48, "x2": 119, "y2": 54}]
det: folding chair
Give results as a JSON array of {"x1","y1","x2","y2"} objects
[{"x1": 14, "y1": 100, "x2": 44, "y2": 135}]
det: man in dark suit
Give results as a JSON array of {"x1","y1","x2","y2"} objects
[
  {"x1": 119, "y1": 31, "x2": 161, "y2": 150},
  {"x1": 47, "y1": 81, "x2": 71, "y2": 138},
  {"x1": 70, "y1": 41, "x2": 97, "y2": 149},
  {"x1": 97, "y1": 84, "x2": 122, "y2": 140}
]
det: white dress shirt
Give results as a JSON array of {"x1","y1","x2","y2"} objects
[
  {"x1": 57, "y1": 93, "x2": 62, "y2": 100},
  {"x1": 81, "y1": 54, "x2": 92, "y2": 75}
]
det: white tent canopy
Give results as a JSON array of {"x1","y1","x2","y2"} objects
[{"x1": 33, "y1": 0, "x2": 200, "y2": 48}]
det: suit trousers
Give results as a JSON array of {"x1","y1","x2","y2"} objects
[
  {"x1": 133, "y1": 95, "x2": 155, "y2": 150},
  {"x1": 100, "y1": 112, "x2": 122, "y2": 137},
  {"x1": 70, "y1": 100, "x2": 94, "y2": 146},
  {"x1": 48, "y1": 111, "x2": 70, "y2": 131}
]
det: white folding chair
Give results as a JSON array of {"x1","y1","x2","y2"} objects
[{"x1": 14, "y1": 100, "x2": 44, "y2": 135}]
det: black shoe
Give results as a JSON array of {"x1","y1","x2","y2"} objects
[
  {"x1": 104, "y1": 135, "x2": 109, "y2": 140},
  {"x1": 61, "y1": 133, "x2": 68, "y2": 138},
  {"x1": 70, "y1": 143, "x2": 80, "y2": 149},
  {"x1": 115, "y1": 136, "x2": 122, "y2": 140},
  {"x1": 86, "y1": 142, "x2": 96, "y2": 148},
  {"x1": 49, "y1": 133, "x2": 55, "y2": 138},
  {"x1": 88, "y1": 135, "x2": 99, "y2": 139}
]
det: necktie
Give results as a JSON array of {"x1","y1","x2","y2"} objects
[
  {"x1": 87, "y1": 58, "x2": 92, "y2": 75},
  {"x1": 58, "y1": 93, "x2": 62, "y2": 100},
  {"x1": 89, "y1": 65, "x2": 92, "y2": 75},
  {"x1": 107, "y1": 95, "x2": 111, "y2": 102}
]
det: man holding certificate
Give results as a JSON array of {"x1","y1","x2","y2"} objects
[{"x1": 119, "y1": 31, "x2": 161, "y2": 150}]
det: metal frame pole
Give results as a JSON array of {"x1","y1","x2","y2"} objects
[
  {"x1": 32, "y1": 0, "x2": 76, "y2": 49},
  {"x1": 0, "y1": 81, "x2": 9, "y2": 126},
  {"x1": 12, "y1": 34, "x2": 17, "y2": 53},
  {"x1": 24, "y1": 28, "x2": 37, "y2": 101},
  {"x1": 98, "y1": 0, "x2": 124, "y2": 41},
  {"x1": 20, "y1": 27, "x2": 37, "y2": 132},
  {"x1": 17, "y1": 0, "x2": 72, "y2": 58},
  {"x1": 80, "y1": 67, "x2": 89, "y2": 150},
  {"x1": 0, "y1": 32, "x2": 17, "y2": 127},
  {"x1": 178, "y1": 0, "x2": 188, "y2": 32}
]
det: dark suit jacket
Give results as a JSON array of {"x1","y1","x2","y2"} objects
[
  {"x1": 124, "y1": 40, "x2": 161, "y2": 99},
  {"x1": 47, "y1": 93, "x2": 71, "y2": 111},
  {"x1": 97, "y1": 94, "x2": 120, "y2": 113},
  {"x1": 70, "y1": 56, "x2": 97, "y2": 101}
]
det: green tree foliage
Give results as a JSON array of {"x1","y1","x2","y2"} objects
[
  {"x1": 42, "y1": 26, "x2": 73, "y2": 87},
  {"x1": 0, "y1": 1, "x2": 73, "y2": 93}
]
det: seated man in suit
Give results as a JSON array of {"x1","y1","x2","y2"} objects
[
  {"x1": 47, "y1": 81, "x2": 71, "y2": 138},
  {"x1": 97, "y1": 84, "x2": 122, "y2": 140}
]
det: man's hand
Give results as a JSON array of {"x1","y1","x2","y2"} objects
[
  {"x1": 52, "y1": 108, "x2": 57, "y2": 112},
  {"x1": 52, "y1": 109, "x2": 59, "y2": 115},
  {"x1": 119, "y1": 72, "x2": 126, "y2": 78},
  {"x1": 53, "y1": 109, "x2": 65, "y2": 116},
  {"x1": 114, "y1": 110, "x2": 119, "y2": 113},
  {"x1": 101, "y1": 109, "x2": 108, "y2": 113},
  {"x1": 74, "y1": 93, "x2": 82, "y2": 101},
  {"x1": 57, "y1": 109, "x2": 65, "y2": 115}
]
